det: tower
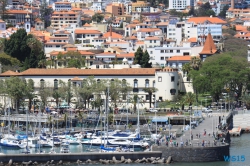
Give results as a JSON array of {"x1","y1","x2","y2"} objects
[{"x1": 25, "y1": 13, "x2": 31, "y2": 33}]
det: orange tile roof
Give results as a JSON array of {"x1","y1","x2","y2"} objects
[
  {"x1": 117, "y1": 53, "x2": 134, "y2": 58},
  {"x1": 79, "y1": 51, "x2": 95, "y2": 55},
  {"x1": 53, "y1": 10, "x2": 76, "y2": 15},
  {"x1": 103, "y1": 32, "x2": 123, "y2": 38},
  {"x1": 71, "y1": 76, "x2": 82, "y2": 81},
  {"x1": 156, "y1": 22, "x2": 169, "y2": 26},
  {"x1": 167, "y1": 56, "x2": 191, "y2": 61},
  {"x1": 235, "y1": 25, "x2": 247, "y2": 31},
  {"x1": 126, "y1": 36, "x2": 137, "y2": 40},
  {"x1": 145, "y1": 36, "x2": 160, "y2": 40},
  {"x1": 15, "y1": 68, "x2": 157, "y2": 76},
  {"x1": 67, "y1": 47, "x2": 78, "y2": 51},
  {"x1": 6, "y1": 10, "x2": 32, "y2": 14},
  {"x1": 188, "y1": 37, "x2": 197, "y2": 42},
  {"x1": 0, "y1": 70, "x2": 21, "y2": 76},
  {"x1": 83, "y1": 23, "x2": 92, "y2": 27},
  {"x1": 187, "y1": 17, "x2": 227, "y2": 24},
  {"x1": 199, "y1": 33, "x2": 217, "y2": 55},
  {"x1": 137, "y1": 41, "x2": 144, "y2": 44},
  {"x1": 137, "y1": 28, "x2": 161, "y2": 32},
  {"x1": 234, "y1": 32, "x2": 250, "y2": 37},
  {"x1": 71, "y1": 8, "x2": 82, "y2": 11},
  {"x1": 75, "y1": 29, "x2": 101, "y2": 34}
]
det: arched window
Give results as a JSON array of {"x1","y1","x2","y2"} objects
[
  {"x1": 153, "y1": 81, "x2": 155, "y2": 88},
  {"x1": 170, "y1": 89, "x2": 176, "y2": 95},
  {"x1": 54, "y1": 79, "x2": 58, "y2": 89},
  {"x1": 122, "y1": 79, "x2": 126, "y2": 87},
  {"x1": 134, "y1": 79, "x2": 138, "y2": 88},
  {"x1": 145, "y1": 79, "x2": 149, "y2": 88},
  {"x1": 40, "y1": 79, "x2": 44, "y2": 88},
  {"x1": 97, "y1": 79, "x2": 100, "y2": 84}
]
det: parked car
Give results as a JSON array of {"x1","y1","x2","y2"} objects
[
  {"x1": 149, "y1": 108, "x2": 158, "y2": 113},
  {"x1": 202, "y1": 107, "x2": 212, "y2": 113}
]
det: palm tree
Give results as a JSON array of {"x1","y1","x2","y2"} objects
[
  {"x1": 190, "y1": 56, "x2": 202, "y2": 70},
  {"x1": 63, "y1": 113, "x2": 68, "y2": 130},
  {"x1": 142, "y1": 87, "x2": 158, "y2": 108},
  {"x1": 77, "y1": 111, "x2": 84, "y2": 131},
  {"x1": 184, "y1": 92, "x2": 196, "y2": 106},
  {"x1": 182, "y1": 63, "x2": 192, "y2": 75}
]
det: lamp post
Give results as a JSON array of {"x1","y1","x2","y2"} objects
[{"x1": 189, "y1": 105, "x2": 192, "y2": 145}]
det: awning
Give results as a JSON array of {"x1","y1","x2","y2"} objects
[{"x1": 152, "y1": 117, "x2": 168, "y2": 123}]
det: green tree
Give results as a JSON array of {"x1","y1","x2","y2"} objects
[
  {"x1": 4, "y1": 29, "x2": 32, "y2": 64},
  {"x1": 184, "y1": 92, "x2": 195, "y2": 106},
  {"x1": 24, "y1": 79, "x2": 35, "y2": 111},
  {"x1": 0, "y1": 0, "x2": 8, "y2": 21},
  {"x1": 58, "y1": 80, "x2": 73, "y2": 105},
  {"x1": 40, "y1": 0, "x2": 53, "y2": 28},
  {"x1": 0, "y1": 52, "x2": 21, "y2": 72},
  {"x1": 141, "y1": 50, "x2": 152, "y2": 68},
  {"x1": 133, "y1": 47, "x2": 143, "y2": 65},
  {"x1": 91, "y1": 13, "x2": 104, "y2": 23},
  {"x1": 143, "y1": 87, "x2": 158, "y2": 108},
  {"x1": 38, "y1": 81, "x2": 53, "y2": 110},
  {"x1": 5, "y1": 77, "x2": 27, "y2": 112},
  {"x1": 218, "y1": 5, "x2": 229, "y2": 18}
]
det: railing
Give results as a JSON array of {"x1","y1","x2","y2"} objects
[{"x1": 157, "y1": 141, "x2": 228, "y2": 147}]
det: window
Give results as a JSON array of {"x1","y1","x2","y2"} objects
[
  {"x1": 160, "y1": 57, "x2": 164, "y2": 60},
  {"x1": 40, "y1": 79, "x2": 44, "y2": 88},
  {"x1": 171, "y1": 76, "x2": 175, "y2": 82},
  {"x1": 145, "y1": 79, "x2": 149, "y2": 87},
  {"x1": 170, "y1": 89, "x2": 176, "y2": 95},
  {"x1": 146, "y1": 95, "x2": 150, "y2": 100},
  {"x1": 150, "y1": 51, "x2": 153, "y2": 54},
  {"x1": 122, "y1": 94, "x2": 126, "y2": 100},
  {"x1": 153, "y1": 81, "x2": 155, "y2": 87},
  {"x1": 54, "y1": 79, "x2": 58, "y2": 89},
  {"x1": 158, "y1": 76, "x2": 162, "y2": 82},
  {"x1": 177, "y1": 50, "x2": 180, "y2": 53},
  {"x1": 150, "y1": 40, "x2": 152, "y2": 43},
  {"x1": 170, "y1": 50, "x2": 173, "y2": 53},
  {"x1": 122, "y1": 79, "x2": 126, "y2": 87},
  {"x1": 134, "y1": 79, "x2": 138, "y2": 88},
  {"x1": 161, "y1": 50, "x2": 164, "y2": 53}
]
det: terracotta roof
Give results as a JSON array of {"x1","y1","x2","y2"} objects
[
  {"x1": 126, "y1": 36, "x2": 137, "y2": 40},
  {"x1": 6, "y1": 10, "x2": 32, "y2": 14},
  {"x1": 18, "y1": 68, "x2": 157, "y2": 76},
  {"x1": 67, "y1": 47, "x2": 78, "y2": 51},
  {"x1": 235, "y1": 25, "x2": 247, "y2": 31},
  {"x1": 103, "y1": 32, "x2": 123, "y2": 38},
  {"x1": 71, "y1": 76, "x2": 82, "y2": 81},
  {"x1": 199, "y1": 33, "x2": 217, "y2": 55},
  {"x1": 145, "y1": 36, "x2": 160, "y2": 40},
  {"x1": 137, "y1": 28, "x2": 161, "y2": 32},
  {"x1": 167, "y1": 56, "x2": 191, "y2": 61},
  {"x1": 55, "y1": 1, "x2": 71, "y2": 4},
  {"x1": 0, "y1": 70, "x2": 21, "y2": 76},
  {"x1": 75, "y1": 29, "x2": 101, "y2": 34},
  {"x1": 83, "y1": 23, "x2": 92, "y2": 27},
  {"x1": 187, "y1": 17, "x2": 227, "y2": 24},
  {"x1": 117, "y1": 53, "x2": 134, "y2": 58},
  {"x1": 156, "y1": 22, "x2": 169, "y2": 26},
  {"x1": 137, "y1": 41, "x2": 144, "y2": 44},
  {"x1": 188, "y1": 37, "x2": 197, "y2": 42}
]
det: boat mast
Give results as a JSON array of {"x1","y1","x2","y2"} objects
[
  {"x1": 26, "y1": 105, "x2": 29, "y2": 152},
  {"x1": 137, "y1": 96, "x2": 140, "y2": 134},
  {"x1": 105, "y1": 86, "x2": 109, "y2": 147}
]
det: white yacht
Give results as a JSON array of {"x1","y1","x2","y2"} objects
[
  {"x1": 0, "y1": 138, "x2": 26, "y2": 148},
  {"x1": 60, "y1": 143, "x2": 70, "y2": 153}
]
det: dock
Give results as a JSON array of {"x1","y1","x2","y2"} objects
[{"x1": 232, "y1": 111, "x2": 250, "y2": 135}]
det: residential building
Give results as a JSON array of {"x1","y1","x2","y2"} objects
[
  {"x1": 126, "y1": 0, "x2": 150, "y2": 15},
  {"x1": 51, "y1": 10, "x2": 81, "y2": 30},
  {"x1": 106, "y1": 2, "x2": 125, "y2": 16},
  {"x1": 74, "y1": 29, "x2": 103, "y2": 48},
  {"x1": 5, "y1": 10, "x2": 33, "y2": 26},
  {"x1": 52, "y1": 2, "x2": 72, "y2": 11},
  {"x1": 169, "y1": 0, "x2": 194, "y2": 10},
  {"x1": 136, "y1": 28, "x2": 162, "y2": 41},
  {"x1": 167, "y1": 23, "x2": 182, "y2": 46},
  {"x1": 0, "y1": 20, "x2": 6, "y2": 31}
]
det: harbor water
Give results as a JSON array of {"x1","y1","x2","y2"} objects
[{"x1": 0, "y1": 134, "x2": 249, "y2": 166}]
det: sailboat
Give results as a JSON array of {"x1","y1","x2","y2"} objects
[{"x1": 0, "y1": 103, "x2": 26, "y2": 149}]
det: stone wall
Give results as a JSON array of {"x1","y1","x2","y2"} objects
[
  {"x1": 152, "y1": 145, "x2": 230, "y2": 162},
  {"x1": 0, "y1": 152, "x2": 162, "y2": 163}
]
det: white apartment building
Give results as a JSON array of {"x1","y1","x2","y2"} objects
[
  {"x1": 51, "y1": 10, "x2": 81, "y2": 30},
  {"x1": 167, "y1": 23, "x2": 182, "y2": 46},
  {"x1": 74, "y1": 29, "x2": 104, "y2": 48},
  {"x1": 197, "y1": 23, "x2": 222, "y2": 42},
  {"x1": 136, "y1": 28, "x2": 163, "y2": 41},
  {"x1": 169, "y1": 0, "x2": 194, "y2": 10},
  {"x1": 52, "y1": 2, "x2": 72, "y2": 11},
  {"x1": 184, "y1": 22, "x2": 197, "y2": 39},
  {"x1": 44, "y1": 30, "x2": 72, "y2": 56},
  {"x1": 144, "y1": 37, "x2": 161, "y2": 48},
  {"x1": 147, "y1": 44, "x2": 192, "y2": 67}
]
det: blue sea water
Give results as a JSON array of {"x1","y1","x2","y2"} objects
[{"x1": 0, "y1": 134, "x2": 249, "y2": 166}]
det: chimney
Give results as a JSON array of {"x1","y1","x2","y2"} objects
[
  {"x1": 231, "y1": 0, "x2": 234, "y2": 9},
  {"x1": 110, "y1": 24, "x2": 112, "y2": 37}
]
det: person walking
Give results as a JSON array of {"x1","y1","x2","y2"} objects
[
  {"x1": 198, "y1": 133, "x2": 201, "y2": 138},
  {"x1": 166, "y1": 141, "x2": 168, "y2": 147}
]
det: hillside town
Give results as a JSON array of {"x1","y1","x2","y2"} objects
[{"x1": 0, "y1": 0, "x2": 248, "y2": 110}]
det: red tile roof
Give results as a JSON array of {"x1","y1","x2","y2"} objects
[
  {"x1": 187, "y1": 17, "x2": 227, "y2": 24},
  {"x1": 199, "y1": 33, "x2": 217, "y2": 55},
  {"x1": 167, "y1": 56, "x2": 191, "y2": 61}
]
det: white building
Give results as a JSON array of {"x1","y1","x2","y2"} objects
[
  {"x1": 169, "y1": 0, "x2": 194, "y2": 10},
  {"x1": 167, "y1": 23, "x2": 182, "y2": 46},
  {"x1": 0, "y1": 68, "x2": 179, "y2": 108},
  {"x1": 52, "y1": 2, "x2": 72, "y2": 11}
]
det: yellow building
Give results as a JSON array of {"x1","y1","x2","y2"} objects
[
  {"x1": 127, "y1": 0, "x2": 150, "y2": 14},
  {"x1": 106, "y1": 2, "x2": 125, "y2": 16}
]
